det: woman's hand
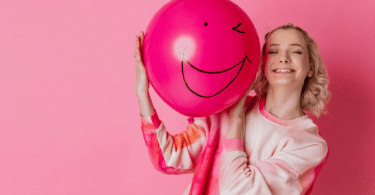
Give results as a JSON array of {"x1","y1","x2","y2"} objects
[
  {"x1": 134, "y1": 31, "x2": 149, "y2": 96},
  {"x1": 228, "y1": 83, "x2": 254, "y2": 118},
  {"x1": 226, "y1": 85, "x2": 253, "y2": 140}
]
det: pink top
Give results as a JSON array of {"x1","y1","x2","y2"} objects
[{"x1": 140, "y1": 96, "x2": 328, "y2": 195}]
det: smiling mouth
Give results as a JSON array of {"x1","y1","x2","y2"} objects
[
  {"x1": 272, "y1": 68, "x2": 295, "y2": 73},
  {"x1": 181, "y1": 51, "x2": 251, "y2": 98}
]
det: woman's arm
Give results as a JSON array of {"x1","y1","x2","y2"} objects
[
  {"x1": 141, "y1": 113, "x2": 209, "y2": 174},
  {"x1": 135, "y1": 31, "x2": 155, "y2": 117},
  {"x1": 219, "y1": 130, "x2": 328, "y2": 194},
  {"x1": 135, "y1": 31, "x2": 209, "y2": 174}
]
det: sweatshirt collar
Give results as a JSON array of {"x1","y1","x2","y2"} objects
[{"x1": 258, "y1": 97, "x2": 309, "y2": 126}]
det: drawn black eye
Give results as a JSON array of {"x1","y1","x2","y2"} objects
[
  {"x1": 232, "y1": 23, "x2": 245, "y2": 33},
  {"x1": 204, "y1": 22, "x2": 208, "y2": 26}
]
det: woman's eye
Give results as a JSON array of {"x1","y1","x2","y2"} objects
[
  {"x1": 293, "y1": 51, "x2": 302, "y2": 54},
  {"x1": 268, "y1": 51, "x2": 277, "y2": 54}
]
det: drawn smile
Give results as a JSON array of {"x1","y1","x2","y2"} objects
[{"x1": 181, "y1": 51, "x2": 251, "y2": 98}]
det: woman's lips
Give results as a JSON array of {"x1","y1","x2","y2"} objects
[{"x1": 272, "y1": 68, "x2": 295, "y2": 73}]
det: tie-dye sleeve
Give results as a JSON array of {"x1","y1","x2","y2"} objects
[
  {"x1": 141, "y1": 111, "x2": 209, "y2": 174},
  {"x1": 219, "y1": 132, "x2": 328, "y2": 194}
]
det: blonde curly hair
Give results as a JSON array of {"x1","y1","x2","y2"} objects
[{"x1": 253, "y1": 23, "x2": 331, "y2": 117}]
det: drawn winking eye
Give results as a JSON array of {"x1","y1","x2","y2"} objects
[{"x1": 232, "y1": 23, "x2": 245, "y2": 33}]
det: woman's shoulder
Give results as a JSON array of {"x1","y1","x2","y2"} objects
[{"x1": 286, "y1": 124, "x2": 328, "y2": 155}]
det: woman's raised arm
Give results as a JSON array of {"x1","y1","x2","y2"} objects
[{"x1": 135, "y1": 31, "x2": 155, "y2": 117}]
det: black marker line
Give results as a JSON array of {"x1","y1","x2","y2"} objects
[
  {"x1": 182, "y1": 52, "x2": 251, "y2": 98},
  {"x1": 232, "y1": 23, "x2": 245, "y2": 33}
]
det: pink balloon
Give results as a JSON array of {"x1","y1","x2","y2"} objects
[{"x1": 143, "y1": 0, "x2": 260, "y2": 117}]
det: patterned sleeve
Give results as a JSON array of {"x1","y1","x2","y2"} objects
[
  {"x1": 219, "y1": 131, "x2": 328, "y2": 194},
  {"x1": 141, "y1": 111, "x2": 209, "y2": 174}
]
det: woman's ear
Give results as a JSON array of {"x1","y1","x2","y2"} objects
[{"x1": 307, "y1": 65, "x2": 314, "y2": 77}]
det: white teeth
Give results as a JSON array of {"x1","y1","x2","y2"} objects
[{"x1": 274, "y1": 69, "x2": 293, "y2": 73}]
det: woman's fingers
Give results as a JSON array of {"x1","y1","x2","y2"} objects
[
  {"x1": 134, "y1": 36, "x2": 142, "y2": 62},
  {"x1": 139, "y1": 31, "x2": 144, "y2": 46},
  {"x1": 245, "y1": 85, "x2": 253, "y2": 96},
  {"x1": 134, "y1": 31, "x2": 145, "y2": 63}
]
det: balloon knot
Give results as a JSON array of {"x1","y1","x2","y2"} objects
[{"x1": 188, "y1": 116, "x2": 195, "y2": 124}]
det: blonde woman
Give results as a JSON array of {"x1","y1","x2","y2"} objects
[{"x1": 135, "y1": 23, "x2": 331, "y2": 194}]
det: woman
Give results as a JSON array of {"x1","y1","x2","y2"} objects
[{"x1": 134, "y1": 23, "x2": 331, "y2": 194}]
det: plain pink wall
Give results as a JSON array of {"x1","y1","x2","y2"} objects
[{"x1": 0, "y1": 0, "x2": 374, "y2": 194}]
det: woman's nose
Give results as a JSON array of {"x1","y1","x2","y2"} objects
[
  {"x1": 279, "y1": 59, "x2": 289, "y2": 63},
  {"x1": 279, "y1": 52, "x2": 290, "y2": 63}
]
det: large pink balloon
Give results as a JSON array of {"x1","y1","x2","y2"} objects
[{"x1": 143, "y1": 0, "x2": 260, "y2": 117}]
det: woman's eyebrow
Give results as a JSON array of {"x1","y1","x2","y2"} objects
[
  {"x1": 268, "y1": 43, "x2": 304, "y2": 48},
  {"x1": 289, "y1": 43, "x2": 304, "y2": 48}
]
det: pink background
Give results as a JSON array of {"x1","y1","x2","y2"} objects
[{"x1": 0, "y1": 0, "x2": 374, "y2": 194}]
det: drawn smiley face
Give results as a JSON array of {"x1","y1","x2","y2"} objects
[
  {"x1": 143, "y1": 0, "x2": 260, "y2": 116},
  {"x1": 180, "y1": 22, "x2": 252, "y2": 98}
]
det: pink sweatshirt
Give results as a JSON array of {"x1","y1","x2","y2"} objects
[{"x1": 140, "y1": 96, "x2": 328, "y2": 195}]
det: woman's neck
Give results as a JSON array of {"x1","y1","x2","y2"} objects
[{"x1": 264, "y1": 86, "x2": 305, "y2": 120}]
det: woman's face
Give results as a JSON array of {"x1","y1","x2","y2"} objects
[{"x1": 263, "y1": 29, "x2": 312, "y2": 90}]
